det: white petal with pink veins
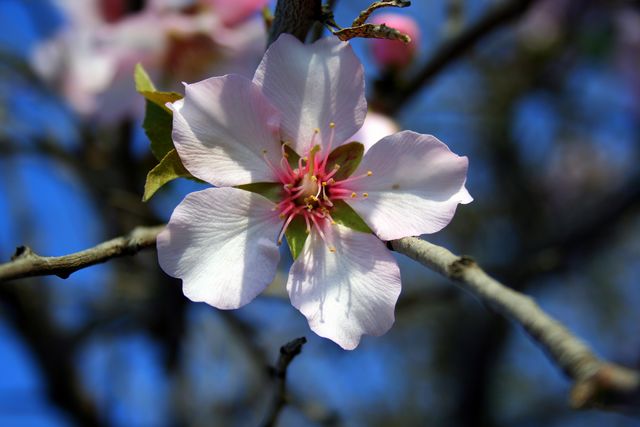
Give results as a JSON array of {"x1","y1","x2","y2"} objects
[
  {"x1": 253, "y1": 34, "x2": 366, "y2": 154},
  {"x1": 157, "y1": 187, "x2": 282, "y2": 309},
  {"x1": 170, "y1": 75, "x2": 284, "y2": 187},
  {"x1": 287, "y1": 224, "x2": 401, "y2": 350},
  {"x1": 348, "y1": 131, "x2": 472, "y2": 241}
]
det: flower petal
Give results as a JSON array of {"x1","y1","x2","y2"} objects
[
  {"x1": 157, "y1": 187, "x2": 281, "y2": 309},
  {"x1": 253, "y1": 34, "x2": 366, "y2": 154},
  {"x1": 286, "y1": 223, "x2": 401, "y2": 350},
  {"x1": 348, "y1": 131, "x2": 472, "y2": 241},
  {"x1": 170, "y1": 74, "x2": 283, "y2": 187}
]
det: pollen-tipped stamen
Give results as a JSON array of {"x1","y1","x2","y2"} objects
[
  {"x1": 262, "y1": 150, "x2": 287, "y2": 182},
  {"x1": 332, "y1": 170, "x2": 373, "y2": 187},
  {"x1": 310, "y1": 214, "x2": 336, "y2": 253},
  {"x1": 323, "y1": 164, "x2": 341, "y2": 182},
  {"x1": 277, "y1": 211, "x2": 298, "y2": 245},
  {"x1": 320, "y1": 122, "x2": 336, "y2": 170}
]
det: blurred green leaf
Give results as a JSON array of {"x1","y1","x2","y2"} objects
[
  {"x1": 134, "y1": 63, "x2": 182, "y2": 113},
  {"x1": 143, "y1": 101, "x2": 175, "y2": 161},
  {"x1": 143, "y1": 149, "x2": 193, "y2": 202}
]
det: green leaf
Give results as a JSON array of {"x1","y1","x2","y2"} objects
[
  {"x1": 236, "y1": 182, "x2": 283, "y2": 203},
  {"x1": 134, "y1": 63, "x2": 156, "y2": 92},
  {"x1": 331, "y1": 199, "x2": 372, "y2": 233},
  {"x1": 325, "y1": 141, "x2": 364, "y2": 181},
  {"x1": 143, "y1": 101, "x2": 176, "y2": 161},
  {"x1": 285, "y1": 216, "x2": 309, "y2": 260},
  {"x1": 143, "y1": 149, "x2": 193, "y2": 202},
  {"x1": 134, "y1": 63, "x2": 182, "y2": 113}
]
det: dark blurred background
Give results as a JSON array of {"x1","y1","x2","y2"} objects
[{"x1": 0, "y1": 0, "x2": 639, "y2": 426}]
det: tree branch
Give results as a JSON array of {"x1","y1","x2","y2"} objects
[
  {"x1": 0, "y1": 225, "x2": 164, "y2": 282},
  {"x1": 3, "y1": 221, "x2": 638, "y2": 412},
  {"x1": 268, "y1": 0, "x2": 322, "y2": 46},
  {"x1": 262, "y1": 337, "x2": 308, "y2": 427},
  {"x1": 374, "y1": 0, "x2": 539, "y2": 114},
  {"x1": 391, "y1": 236, "x2": 640, "y2": 413}
]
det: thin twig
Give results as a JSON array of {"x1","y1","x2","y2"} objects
[
  {"x1": 262, "y1": 337, "x2": 308, "y2": 427},
  {"x1": 391, "y1": 237, "x2": 640, "y2": 413},
  {"x1": 0, "y1": 225, "x2": 164, "y2": 282},
  {"x1": 2, "y1": 222, "x2": 638, "y2": 412},
  {"x1": 375, "y1": 0, "x2": 539, "y2": 114}
]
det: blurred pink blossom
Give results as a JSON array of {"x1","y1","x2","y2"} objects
[
  {"x1": 158, "y1": 35, "x2": 471, "y2": 349},
  {"x1": 370, "y1": 13, "x2": 420, "y2": 69},
  {"x1": 32, "y1": 0, "x2": 267, "y2": 123},
  {"x1": 350, "y1": 111, "x2": 399, "y2": 152}
]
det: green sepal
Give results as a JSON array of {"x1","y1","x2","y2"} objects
[
  {"x1": 331, "y1": 199, "x2": 372, "y2": 233},
  {"x1": 134, "y1": 63, "x2": 182, "y2": 113},
  {"x1": 285, "y1": 216, "x2": 309, "y2": 260},
  {"x1": 283, "y1": 143, "x2": 300, "y2": 170},
  {"x1": 143, "y1": 149, "x2": 193, "y2": 202},
  {"x1": 236, "y1": 182, "x2": 283, "y2": 203},
  {"x1": 325, "y1": 141, "x2": 364, "y2": 181}
]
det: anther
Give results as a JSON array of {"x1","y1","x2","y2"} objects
[
  {"x1": 329, "y1": 122, "x2": 336, "y2": 128},
  {"x1": 363, "y1": 193, "x2": 369, "y2": 198},
  {"x1": 329, "y1": 246, "x2": 337, "y2": 253},
  {"x1": 367, "y1": 170, "x2": 373, "y2": 176},
  {"x1": 314, "y1": 128, "x2": 320, "y2": 133},
  {"x1": 350, "y1": 192, "x2": 357, "y2": 198}
]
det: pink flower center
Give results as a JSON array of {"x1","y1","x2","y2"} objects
[{"x1": 263, "y1": 123, "x2": 372, "y2": 251}]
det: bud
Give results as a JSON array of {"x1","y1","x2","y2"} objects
[
  {"x1": 350, "y1": 111, "x2": 399, "y2": 152},
  {"x1": 370, "y1": 13, "x2": 420, "y2": 69}
]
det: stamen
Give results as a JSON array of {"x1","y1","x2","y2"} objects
[
  {"x1": 279, "y1": 203, "x2": 295, "y2": 219},
  {"x1": 310, "y1": 215, "x2": 336, "y2": 253},
  {"x1": 277, "y1": 212, "x2": 297, "y2": 245},
  {"x1": 320, "y1": 122, "x2": 336, "y2": 169},
  {"x1": 280, "y1": 152, "x2": 294, "y2": 176},
  {"x1": 262, "y1": 150, "x2": 286, "y2": 182},
  {"x1": 323, "y1": 164, "x2": 341, "y2": 181},
  {"x1": 332, "y1": 170, "x2": 373, "y2": 187},
  {"x1": 303, "y1": 212, "x2": 311, "y2": 233},
  {"x1": 307, "y1": 145, "x2": 321, "y2": 176}
]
